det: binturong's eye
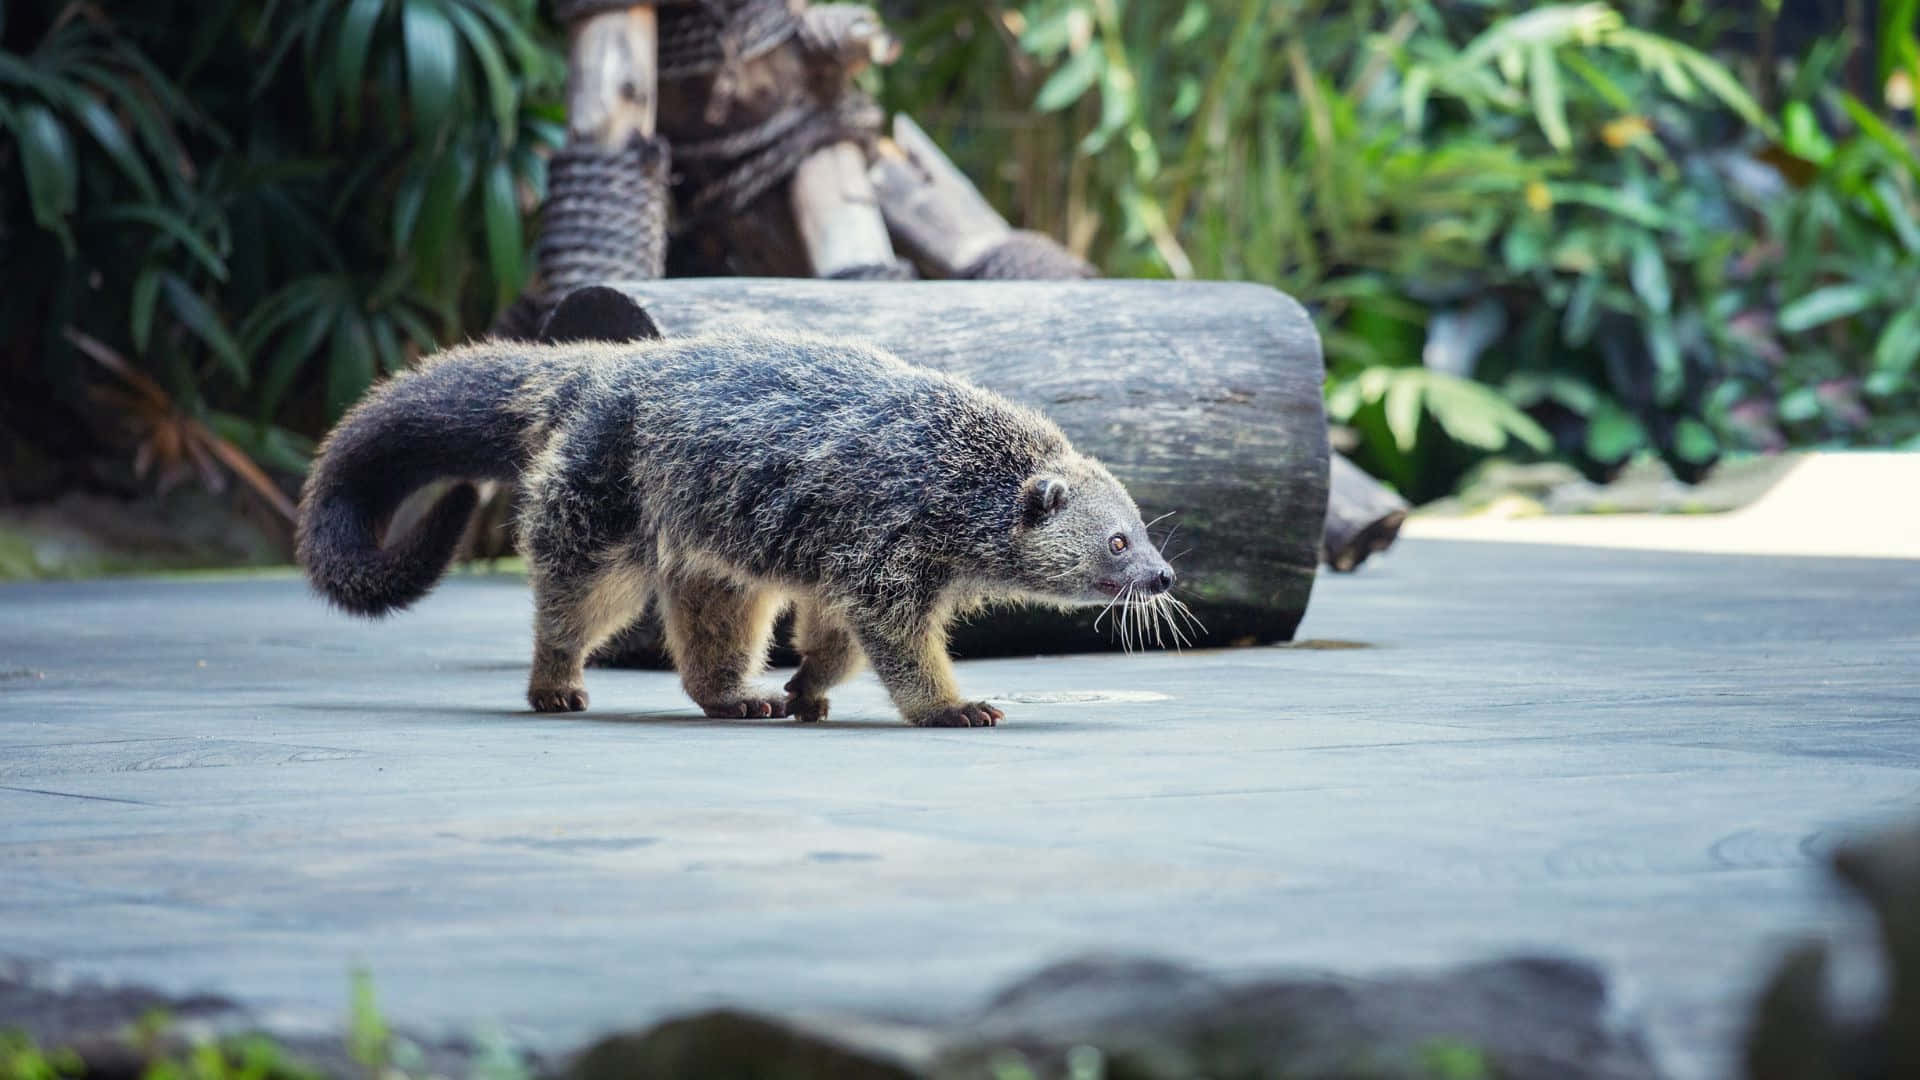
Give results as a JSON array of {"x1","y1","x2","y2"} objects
[{"x1": 1109, "y1": 534, "x2": 1128, "y2": 554}]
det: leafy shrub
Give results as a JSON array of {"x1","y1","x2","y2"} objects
[
  {"x1": 881, "y1": 1, "x2": 1920, "y2": 501},
  {"x1": 1, "y1": 1, "x2": 562, "y2": 507}
]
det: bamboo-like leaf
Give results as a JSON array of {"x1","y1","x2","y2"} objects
[
  {"x1": 98, "y1": 204, "x2": 230, "y2": 281},
  {"x1": 1035, "y1": 46, "x2": 1101, "y2": 112},
  {"x1": 402, "y1": 0, "x2": 461, "y2": 141},
  {"x1": 1873, "y1": 304, "x2": 1920, "y2": 375},
  {"x1": 481, "y1": 158, "x2": 525, "y2": 308},
  {"x1": 1426, "y1": 373, "x2": 1553, "y2": 451},
  {"x1": 1839, "y1": 93, "x2": 1920, "y2": 178},
  {"x1": 1628, "y1": 235, "x2": 1670, "y2": 315},
  {"x1": 1384, "y1": 372, "x2": 1424, "y2": 452},
  {"x1": 1671, "y1": 417, "x2": 1717, "y2": 465},
  {"x1": 161, "y1": 274, "x2": 249, "y2": 384},
  {"x1": 74, "y1": 98, "x2": 157, "y2": 200},
  {"x1": 334, "y1": 0, "x2": 389, "y2": 137},
  {"x1": 325, "y1": 310, "x2": 378, "y2": 421},
  {"x1": 1526, "y1": 43, "x2": 1570, "y2": 151},
  {"x1": 257, "y1": 302, "x2": 338, "y2": 420},
  {"x1": 1585, "y1": 401, "x2": 1646, "y2": 462},
  {"x1": 15, "y1": 104, "x2": 78, "y2": 248},
  {"x1": 1779, "y1": 284, "x2": 1880, "y2": 333},
  {"x1": 445, "y1": 0, "x2": 517, "y2": 143},
  {"x1": 131, "y1": 266, "x2": 162, "y2": 355}
]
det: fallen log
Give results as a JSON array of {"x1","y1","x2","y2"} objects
[
  {"x1": 1323, "y1": 451, "x2": 1409, "y2": 572},
  {"x1": 593, "y1": 277, "x2": 1328, "y2": 659}
]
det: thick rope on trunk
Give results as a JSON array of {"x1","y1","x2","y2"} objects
[
  {"x1": 551, "y1": 0, "x2": 700, "y2": 25},
  {"x1": 961, "y1": 229, "x2": 1097, "y2": 280},
  {"x1": 675, "y1": 94, "x2": 884, "y2": 222},
  {"x1": 657, "y1": 0, "x2": 796, "y2": 80},
  {"x1": 491, "y1": 137, "x2": 671, "y2": 339},
  {"x1": 539, "y1": 138, "x2": 672, "y2": 292}
]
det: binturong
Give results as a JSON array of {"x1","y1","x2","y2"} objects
[{"x1": 295, "y1": 287, "x2": 1188, "y2": 728}]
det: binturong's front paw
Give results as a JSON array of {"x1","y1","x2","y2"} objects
[
  {"x1": 914, "y1": 701, "x2": 1004, "y2": 728},
  {"x1": 529, "y1": 685, "x2": 590, "y2": 713},
  {"x1": 781, "y1": 670, "x2": 831, "y2": 723}
]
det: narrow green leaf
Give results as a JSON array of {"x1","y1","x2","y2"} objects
[
  {"x1": 402, "y1": 0, "x2": 461, "y2": 141},
  {"x1": 1873, "y1": 304, "x2": 1920, "y2": 375},
  {"x1": 1562, "y1": 272, "x2": 1601, "y2": 346},
  {"x1": 481, "y1": 159, "x2": 525, "y2": 309},
  {"x1": 1838, "y1": 93, "x2": 1920, "y2": 177},
  {"x1": 1628, "y1": 236, "x2": 1670, "y2": 315},
  {"x1": 1671, "y1": 418, "x2": 1717, "y2": 465},
  {"x1": 1779, "y1": 284, "x2": 1880, "y2": 333},
  {"x1": 74, "y1": 98, "x2": 157, "y2": 201},
  {"x1": 1778, "y1": 386, "x2": 1822, "y2": 423},
  {"x1": 445, "y1": 0, "x2": 517, "y2": 143},
  {"x1": 391, "y1": 165, "x2": 427, "y2": 252},
  {"x1": 15, "y1": 103, "x2": 78, "y2": 248},
  {"x1": 1550, "y1": 183, "x2": 1673, "y2": 229},
  {"x1": 1527, "y1": 43, "x2": 1570, "y2": 151},
  {"x1": 1428, "y1": 374, "x2": 1552, "y2": 452},
  {"x1": 1647, "y1": 317, "x2": 1683, "y2": 406},
  {"x1": 1585, "y1": 403, "x2": 1647, "y2": 463},
  {"x1": 1035, "y1": 47, "x2": 1101, "y2": 112},
  {"x1": 257, "y1": 302, "x2": 338, "y2": 420},
  {"x1": 1171, "y1": 1, "x2": 1209, "y2": 44},
  {"x1": 98, "y1": 204, "x2": 230, "y2": 281},
  {"x1": 161, "y1": 274, "x2": 249, "y2": 384},
  {"x1": 131, "y1": 266, "x2": 162, "y2": 355},
  {"x1": 326, "y1": 311, "x2": 378, "y2": 421},
  {"x1": 334, "y1": 0, "x2": 389, "y2": 137},
  {"x1": 1384, "y1": 372, "x2": 1424, "y2": 452},
  {"x1": 1871, "y1": 179, "x2": 1920, "y2": 256},
  {"x1": 369, "y1": 313, "x2": 405, "y2": 375}
]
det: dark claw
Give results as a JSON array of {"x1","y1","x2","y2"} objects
[
  {"x1": 919, "y1": 702, "x2": 1005, "y2": 728},
  {"x1": 530, "y1": 687, "x2": 589, "y2": 714}
]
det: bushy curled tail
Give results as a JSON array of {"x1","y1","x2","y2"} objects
[{"x1": 296, "y1": 351, "x2": 530, "y2": 617}]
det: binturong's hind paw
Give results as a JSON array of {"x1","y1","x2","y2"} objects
[
  {"x1": 785, "y1": 695, "x2": 830, "y2": 723},
  {"x1": 700, "y1": 695, "x2": 792, "y2": 719},
  {"x1": 915, "y1": 701, "x2": 1004, "y2": 728},
  {"x1": 529, "y1": 686, "x2": 589, "y2": 713}
]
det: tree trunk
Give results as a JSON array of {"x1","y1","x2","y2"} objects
[
  {"x1": 567, "y1": 6, "x2": 658, "y2": 146},
  {"x1": 605, "y1": 278, "x2": 1328, "y2": 656},
  {"x1": 1322, "y1": 451, "x2": 1409, "y2": 573}
]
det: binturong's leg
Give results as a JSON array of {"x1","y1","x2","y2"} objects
[
  {"x1": 659, "y1": 570, "x2": 789, "y2": 719},
  {"x1": 526, "y1": 559, "x2": 652, "y2": 713},
  {"x1": 782, "y1": 600, "x2": 864, "y2": 723},
  {"x1": 852, "y1": 601, "x2": 1004, "y2": 728}
]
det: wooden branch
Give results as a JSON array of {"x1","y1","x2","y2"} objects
[
  {"x1": 1322, "y1": 451, "x2": 1408, "y2": 573},
  {"x1": 789, "y1": 141, "x2": 899, "y2": 277},
  {"x1": 567, "y1": 6, "x2": 658, "y2": 147},
  {"x1": 608, "y1": 278, "x2": 1329, "y2": 653},
  {"x1": 868, "y1": 113, "x2": 1013, "y2": 278}
]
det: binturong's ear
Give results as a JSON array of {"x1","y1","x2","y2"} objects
[
  {"x1": 538, "y1": 285, "x2": 664, "y2": 344},
  {"x1": 1021, "y1": 474, "x2": 1071, "y2": 526}
]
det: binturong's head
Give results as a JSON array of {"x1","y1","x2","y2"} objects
[{"x1": 1008, "y1": 454, "x2": 1176, "y2": 606}]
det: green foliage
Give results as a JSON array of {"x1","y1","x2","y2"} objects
[
  {"x1": 1, "y1": 0, "x2": 562, "y2": 498},
  {"x1": 883, "y1": 1, "x2": 1920, "y2": 499},
  {"x1": 0, "y1": 973, "x2": 530, "y2": 1080},
  {"x1": 0, "y1": 1032, "x2": 84, "y2": 1080}
]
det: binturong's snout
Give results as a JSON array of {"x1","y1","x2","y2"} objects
[{"x1": 1137, "y1": 551, "x2": 1176, "y2": 595}]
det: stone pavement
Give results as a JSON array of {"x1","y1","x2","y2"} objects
[{"x1": 2, "y1": 539, "x2": 1917, "y2": 1078}]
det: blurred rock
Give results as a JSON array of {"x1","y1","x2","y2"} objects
[
  {"x1": 1744, "y1": 821, "x2": 1920, "y2": 1079},
  {"x1": 565, "y1": 954, "x2": 1658, "y2": 1080}
]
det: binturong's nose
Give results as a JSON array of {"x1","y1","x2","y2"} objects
[{"x1": 1147, "y1": 565, "x2": 1175, "y2": 594}]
